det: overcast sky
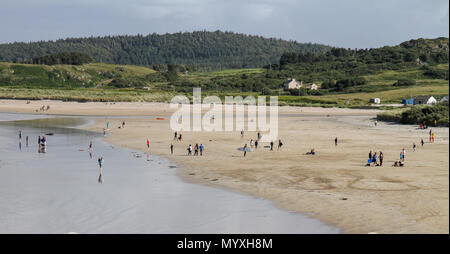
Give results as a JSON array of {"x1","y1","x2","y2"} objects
[{"x1": 0, "y1": 0, "x2": 448, "y2": 48}]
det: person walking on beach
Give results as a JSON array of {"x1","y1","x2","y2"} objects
[
  {"x1": 335, "y1": 137, "x2": 338, "y2": 146},
  {"x1": 26, "y1": 136, "x2": 29, "y2": 147},
  {"x1": 147, "y1": 139, "x2": 150, "y2": 149},
  {"x1": 106, "y1": 121, "x2": 110, "y2": 129},
  {"x1": 369, "y1": 150, "x2": 372, "y2": 160},
  {"x1": 243, "y1": 144, "x2": 248, "y2": 157},
  {"x1": 413, "y1": 143, "x2": 416, "y2": 152},
  {"x1": 372, "y1": 152, "x2": 378, "y2": 166},
  {"x1": 254, "y1": 140, "x2": 258, "y2": 150},
  {"x1": 19, "y1": 130, "x2": 22, "y2": 142},
  {"x1": 98, "y1": 157, "x2": 104, "y2": 183},
  {"x1": 200, "y1": 144, "x2": 204, "y2": 156},
  {"x1": 250, "y1": 139, "x2": 254, "y2": 148},
  {"x1": 38, "y1": 136, "x2": 41, "y2": 147},
  {"x1": 278, "y1": 139, "x2": 283, "y2": 150},
  {"x1": 187, "y1": 144, "x2": 192, "y2": 155},
  {"x1": 421, "y1": 139, "x2": 425, "y2": 147},
  {"x1": 122, "y1": 121, "x2": 126, "y2": 128},
  {"x1": 432, "y1": 133, "x2": 435, "y2": 143},
  {"x1": 170, "y1": 143, "x2": 174, "y2": 155},
  {"x1": 174, "y1": 132, "x2": 178, "y2": 141},
  {"x1": 400, "y1": 151, "x2": 404, "y2": 162},
  {"x1": 257, "y1": 132, "x2": 261, "y2": 141},
  {"x1": 402, "y1": 148, "x2": 406, "y2": 161},
  {"x1": 178, "y1": 134, "x2": 183, "y2": 142},
  {"x1": 241, "y1": 129, "x2": 244, "y2": 138},
  {"x1": 194, "y1": 144, "x2": 199, "y2": 156},
  {"x1": 379, "y1": 152, "x2": 384, "y2": 166},
  {"x1": 270, "y1": 141, "x2": 274, "y2": 151}
]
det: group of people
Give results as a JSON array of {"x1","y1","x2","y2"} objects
[
  {"x1": 366, "y1": 150, "x2": 384, "y2": 166},
  {"x1": 36, "y1": 105, "x2": 50, "y2": 112},
  {"x1": 173, "y1": 131, "x2": 183, "y2": 141},
  {"x1": 187, "y1": 143, "x2": 205, "y2": 156}
]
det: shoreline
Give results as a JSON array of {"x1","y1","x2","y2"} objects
[{"x1": 0, "y1": 99, "x2": 448, "y2": 233}]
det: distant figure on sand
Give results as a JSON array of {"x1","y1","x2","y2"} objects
[
  {"x1": 241, "y1": 130, "x2": 244, "y2": 138},
  {"x1": 421, "y1": 139, "x2": 425, "y2": 147},
  {"x1": 194, "y1": 144, "x2": 199, "y2": 156},
  {"x1": 278, "y1": 139, "x2": 283, "y2": 150},
  {"x1": 147, "y1": 139, "x2": 150, "y2": 149},
  {"x1": 19, "y1": 130, "x2": 22, "y2": 142},
  {"x1": 174, "y1": 132, "x2": 178, "y2": 140},
  {"x1": 243, "y1": 144, "x2": 248, "y2": 157},
  {"x1": 200, "y1": 144, "x2": 204, "y2": 156},
  {"x1": 257, "y1": 132, "x2": 261, "y2": 141},
  {"x1": 122, "y1": 121, "x2": 126, "y2": 128},
  {"x1": 178, "y1": 134, "x2": 183, "y2": 141},
  {"x1": 393, "y1": 161, "x2": 404, "y2": 167},
  {"x1": 335, "y1": 137, "x2": 338, "y2": 146},
  {"x1": 432, "y1": 133, "x2": 435, "y2": 143},
  {"x1": 250, "y1": 139, "x2": 254, "y2": 148},
  {"x1": 170, "y1": 143, "x2": 174, "y2": 155},
  {"x1": 369, "y1": 150, "x2": 372, "y2": 160},
  {"x1": 106, "y1": 121, "x2": 110, "y2": 129},
  {"x1": 306, "y1": 149, "x2": 316, "y2": 155},
  {"x1": 270, "y1": 141, "x2": 274, "y2": 151},
  {"x1": 187, "y1": 144, "x2": 192, "y2": 155},
  {"x1": 26, "y1": 136, "x2": 29, "y2": 147},
  {"x1": 379, "y1": 152, "x2": 384, "y2": 166},
  {"x1": 413, "y1": 143, "x2": 416, "y2": 152},
  {"x1": 254, "y1": 140, "x2": 258, "y2": 150},
  {"x1": 98, "y1": 157, "x2": 104, "y2": 183}
]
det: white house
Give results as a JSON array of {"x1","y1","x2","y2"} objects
[
  {"x1": 283, "y1": 78, "x2": 303, "y2": 90},
  {"x1": 369, "y1": 98, "x2": 381, "y2": 104},
  {"x1": 306, "y1": 83, "x2": 318, "y2": 90},
  {"x1": 414, "y1": 96, "x2": 437, "y2": 105}
]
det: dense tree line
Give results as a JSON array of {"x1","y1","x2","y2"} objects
[
  {"x1": 0, "y1": 31, "x2": 330, "y2": 70},
  {"x1": 27, "y1": 52, "x2": 93, "y2": 65}
]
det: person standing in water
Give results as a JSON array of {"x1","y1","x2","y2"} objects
[
  {"x1": 98, "y1": 157, "x2": 104, "y2": 183},
  {"x1": 88, "y1": 141, "x2": 93, "y2": 159},
  {"x1": 170, "y1": 143, "x2": 174, "y2": 155}
]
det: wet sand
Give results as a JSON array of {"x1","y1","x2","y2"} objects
[
  {"x1": 0, "y1": 99, "x2": 448, "y2": 233},
  {"x1": 0, "y1": 116, "x2": 338, "y2": 233}
]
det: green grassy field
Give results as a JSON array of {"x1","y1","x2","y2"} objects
[{"x1": 0, "y1": 62, "x2": 448, "y2": 107}]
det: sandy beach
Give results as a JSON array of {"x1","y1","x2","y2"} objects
[{"x1": 0, "y1": 99, "x2": 448, "y2": 234}]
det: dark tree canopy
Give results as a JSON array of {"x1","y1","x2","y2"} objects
[{"x1": 0, "y1": 31, "x2": 331, "y2": 71}]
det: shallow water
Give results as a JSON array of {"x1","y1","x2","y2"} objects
[{"x1": 0, "y1": 113, "x2": 339, "y2": 233}]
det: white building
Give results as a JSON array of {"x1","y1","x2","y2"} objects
[
  {"x1": 283, "y1": 78, "x2": 303, "y2": 90},
  {"x1": 306, "y1": 83, "x2": 318, "y2": 90}
]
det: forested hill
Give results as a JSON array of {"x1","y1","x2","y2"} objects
[{"x1": 0, "y1": 31, "x2": 330, "y2": 70}]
